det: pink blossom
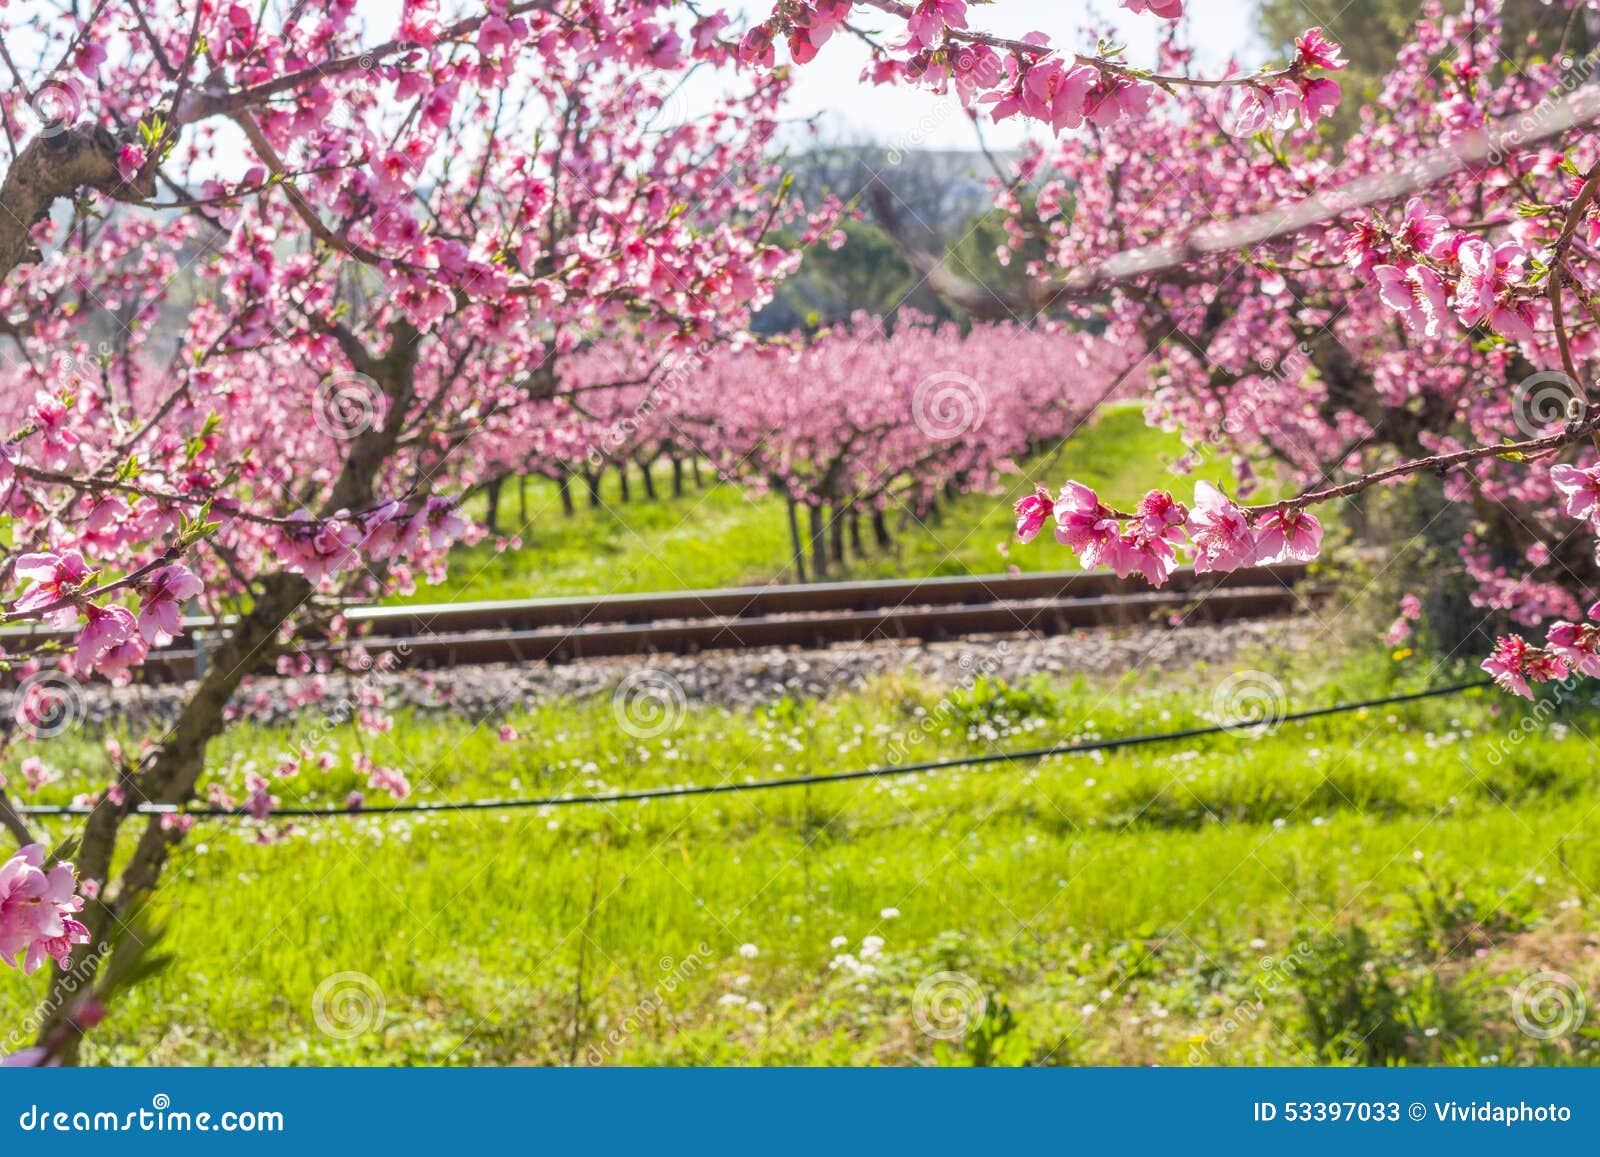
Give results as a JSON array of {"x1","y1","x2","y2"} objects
[
  {"x1": 1136, "y1": 489, "x2": 1188, "y2": 542},
  {"x1": 0, "y1": 844, "x2": 89, "y2": 975},
  {"x1": 1084, "y1": 74, "x2": 1153, "y2": 128},
  {"x1": 404, "y1": 497, "x2": 468, "y2": 552},
  {"x1": 1014, "y1": 485, "x2": 1053, "y2": 543},
  {"x1": 73, "y1": 39, "x2": 106, "y2": 75},
  {"x1": 1488, "y1": 298, "x2": 1537, "y2": 344},
  {"x1": 1020, "y1": 57, "x2": 1097, "y2": 134},
  {"x1": 138, "y1": 563, "x2": 203, "y2": 645},
  {"x1": 1112, "y1": 527, "x2": 1179, "y2": 587},
  {"x1": 75, "y1": 603, "x2": 136, "y2": 669},
  {"x1": 14, "y1": 550, "x2": 92, "y2": 628},
  {"x1": 1341, "y1": 219, "x2": 1385, "y2": 276},
  {"x1": 116, "y1": 144, "x2": 145, "y2": 183},
  {"x1": 282, "y1": 513, "x2": 361, "y2": 584},
  {"x1": 904, "y1": 0, "x2": 968, "y2": 50},
  {"x1": 96, "y1": 634, "x2": 150, "y2": 681},
  {"x1": 1121, "y1": 0, "x2": 1184, "y2": 18},
  {"x1": 1052, "y1": 481, "x2": 1121, "y2": 568},
  {"x1": 1186, "y1": 482, "x2": 1256, "y2": 573},
  {"x1": 1481, "y1": 635, "x2": 1566, "y2": 699},
  {"x1": 245, "y1": 771, "x2": 276, "y2": 820},
  {"x1": 367, "y1": 764, "x2": 412, "y2": 799},
  {"x1": 1294, "y1": 27, "x2": 1346, "y2": 71},
  {"x1": 1550, "y1": 464, "x2": 1600, "y2": 521},
  {"x1": 1295, "y1": 77, "x2": 1341, "y2": 127},
  {"x1": 498, "y1": 724, "x2": 519, "y2": 742},
  {"x1": 738, "y1": 25, "x2": 776, "y2": 68},
  {"x1": 1546, "y1": 622, "x2": 1600, "y2": 678},
  {"x1": 31, "y1": 391, "x2": 79, "y2": 467},
  {"x1": 1253, "y1": 507, "x2": 1323, "y2": 564},
  {"x1": 1375, "y1": 264, "x2": 1449, "y2": 338},
  {"x1": 1395, "y1": 197, "x2": 1448, "y2": 256},
  {"x1": 1452, "y1": 239, "x2": 1524, "y2": 329},
  {"x1": 19, "y1": 757, "x2": 52, "y2": 792}
]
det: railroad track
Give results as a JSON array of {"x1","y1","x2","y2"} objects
[{"x1": 0, "y1": 563, "x2": 1317, "y2": 683}]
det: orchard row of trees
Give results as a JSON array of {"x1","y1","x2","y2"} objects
[{"x1": 470, "y1": 317, "x2": 1129, "y2": 579}]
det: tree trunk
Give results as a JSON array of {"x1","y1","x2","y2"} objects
[
  {"x1": 849, "y1": 512, "x2": 865, "y2": 558},
  {"x1": 557, "y1": 473, "x2": 574, "y2": 517},
  {"x1": 671, "y1": 457, "x2": 685, "y2": 498},
  {"x1": 787, "y1": 498, "x2": 808, "y2": 583},
  {"x1": 41, "y1": 572, "x2": 312, "y2": 1060},
  {"x1": 585, "y1": 471, "x2": 602, "y2": 508},
  {"x1": 638, "y1": 459, "x2": 657, "y2": 500},
  {"x1": 691, "y1": 457, "x2": 703, "y2": 488},
  {"x1": 873, "y1": 510, "x2": 893, "y2": 550},
  {"x1": 828, "y1": 505, "x2": 845, "y2": 565},
  {"x1": 484, "y1": 475, "x2": 504, "y2": 534},
  {"x1": 38, "y1": 314, "x2": 423, "y2": 1062},
  {"x1": 808, "y1": 504, "x2": 828, "y2": 580},
  {"x1": 617, "y1": 462, "x2": 631, "y2": 503},
  {"x1": 519, "y1": 475, "x2": 529, "y2": 523}
]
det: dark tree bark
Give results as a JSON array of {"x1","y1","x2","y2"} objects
[
  {"x1": 786, "y1": 498, "x2": 807, "y2": 583},
  {"x1": 483, "y1": 475, "x2": 504, "y2": 534},
  {"x1": 808, "y1": 504, "x2": 828, "y2": 580},
  {"x1": 872, "y1": 510, "x2": 893, "y2": 550},
  {"x1": 38, "y1": 318, "x2": 423, "y2": 1061}
]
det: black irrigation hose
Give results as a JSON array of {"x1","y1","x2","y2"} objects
[{"x1": 16, "y1": 679, "x2": 1495, "y2": 821}]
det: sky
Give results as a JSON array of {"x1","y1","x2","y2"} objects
[{"x1": 720, "y1": 0, "x2": 1270, "y2": 150}]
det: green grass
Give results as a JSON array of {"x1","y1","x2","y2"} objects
[
  {"x1": 11, "y1": 649, "x2": 1600, "y2": 1066},
  {"x1": 394, "y1": 404, "x2": 1204, "y2": 603}
]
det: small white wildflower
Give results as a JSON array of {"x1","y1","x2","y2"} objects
[
  {"x1": 738, "y1": 943, "x2": 759, "y2": 959},
  {"x1": 879, "y1": 907, "x2": 900, "y2": 919}
]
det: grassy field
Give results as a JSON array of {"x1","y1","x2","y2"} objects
[
  {"x1": 10, "y1": 648, "x2": 1600, "y2": 1066},
  {"x1": 394, "y1": 404, "x2": 1200, "y2": 602}
]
